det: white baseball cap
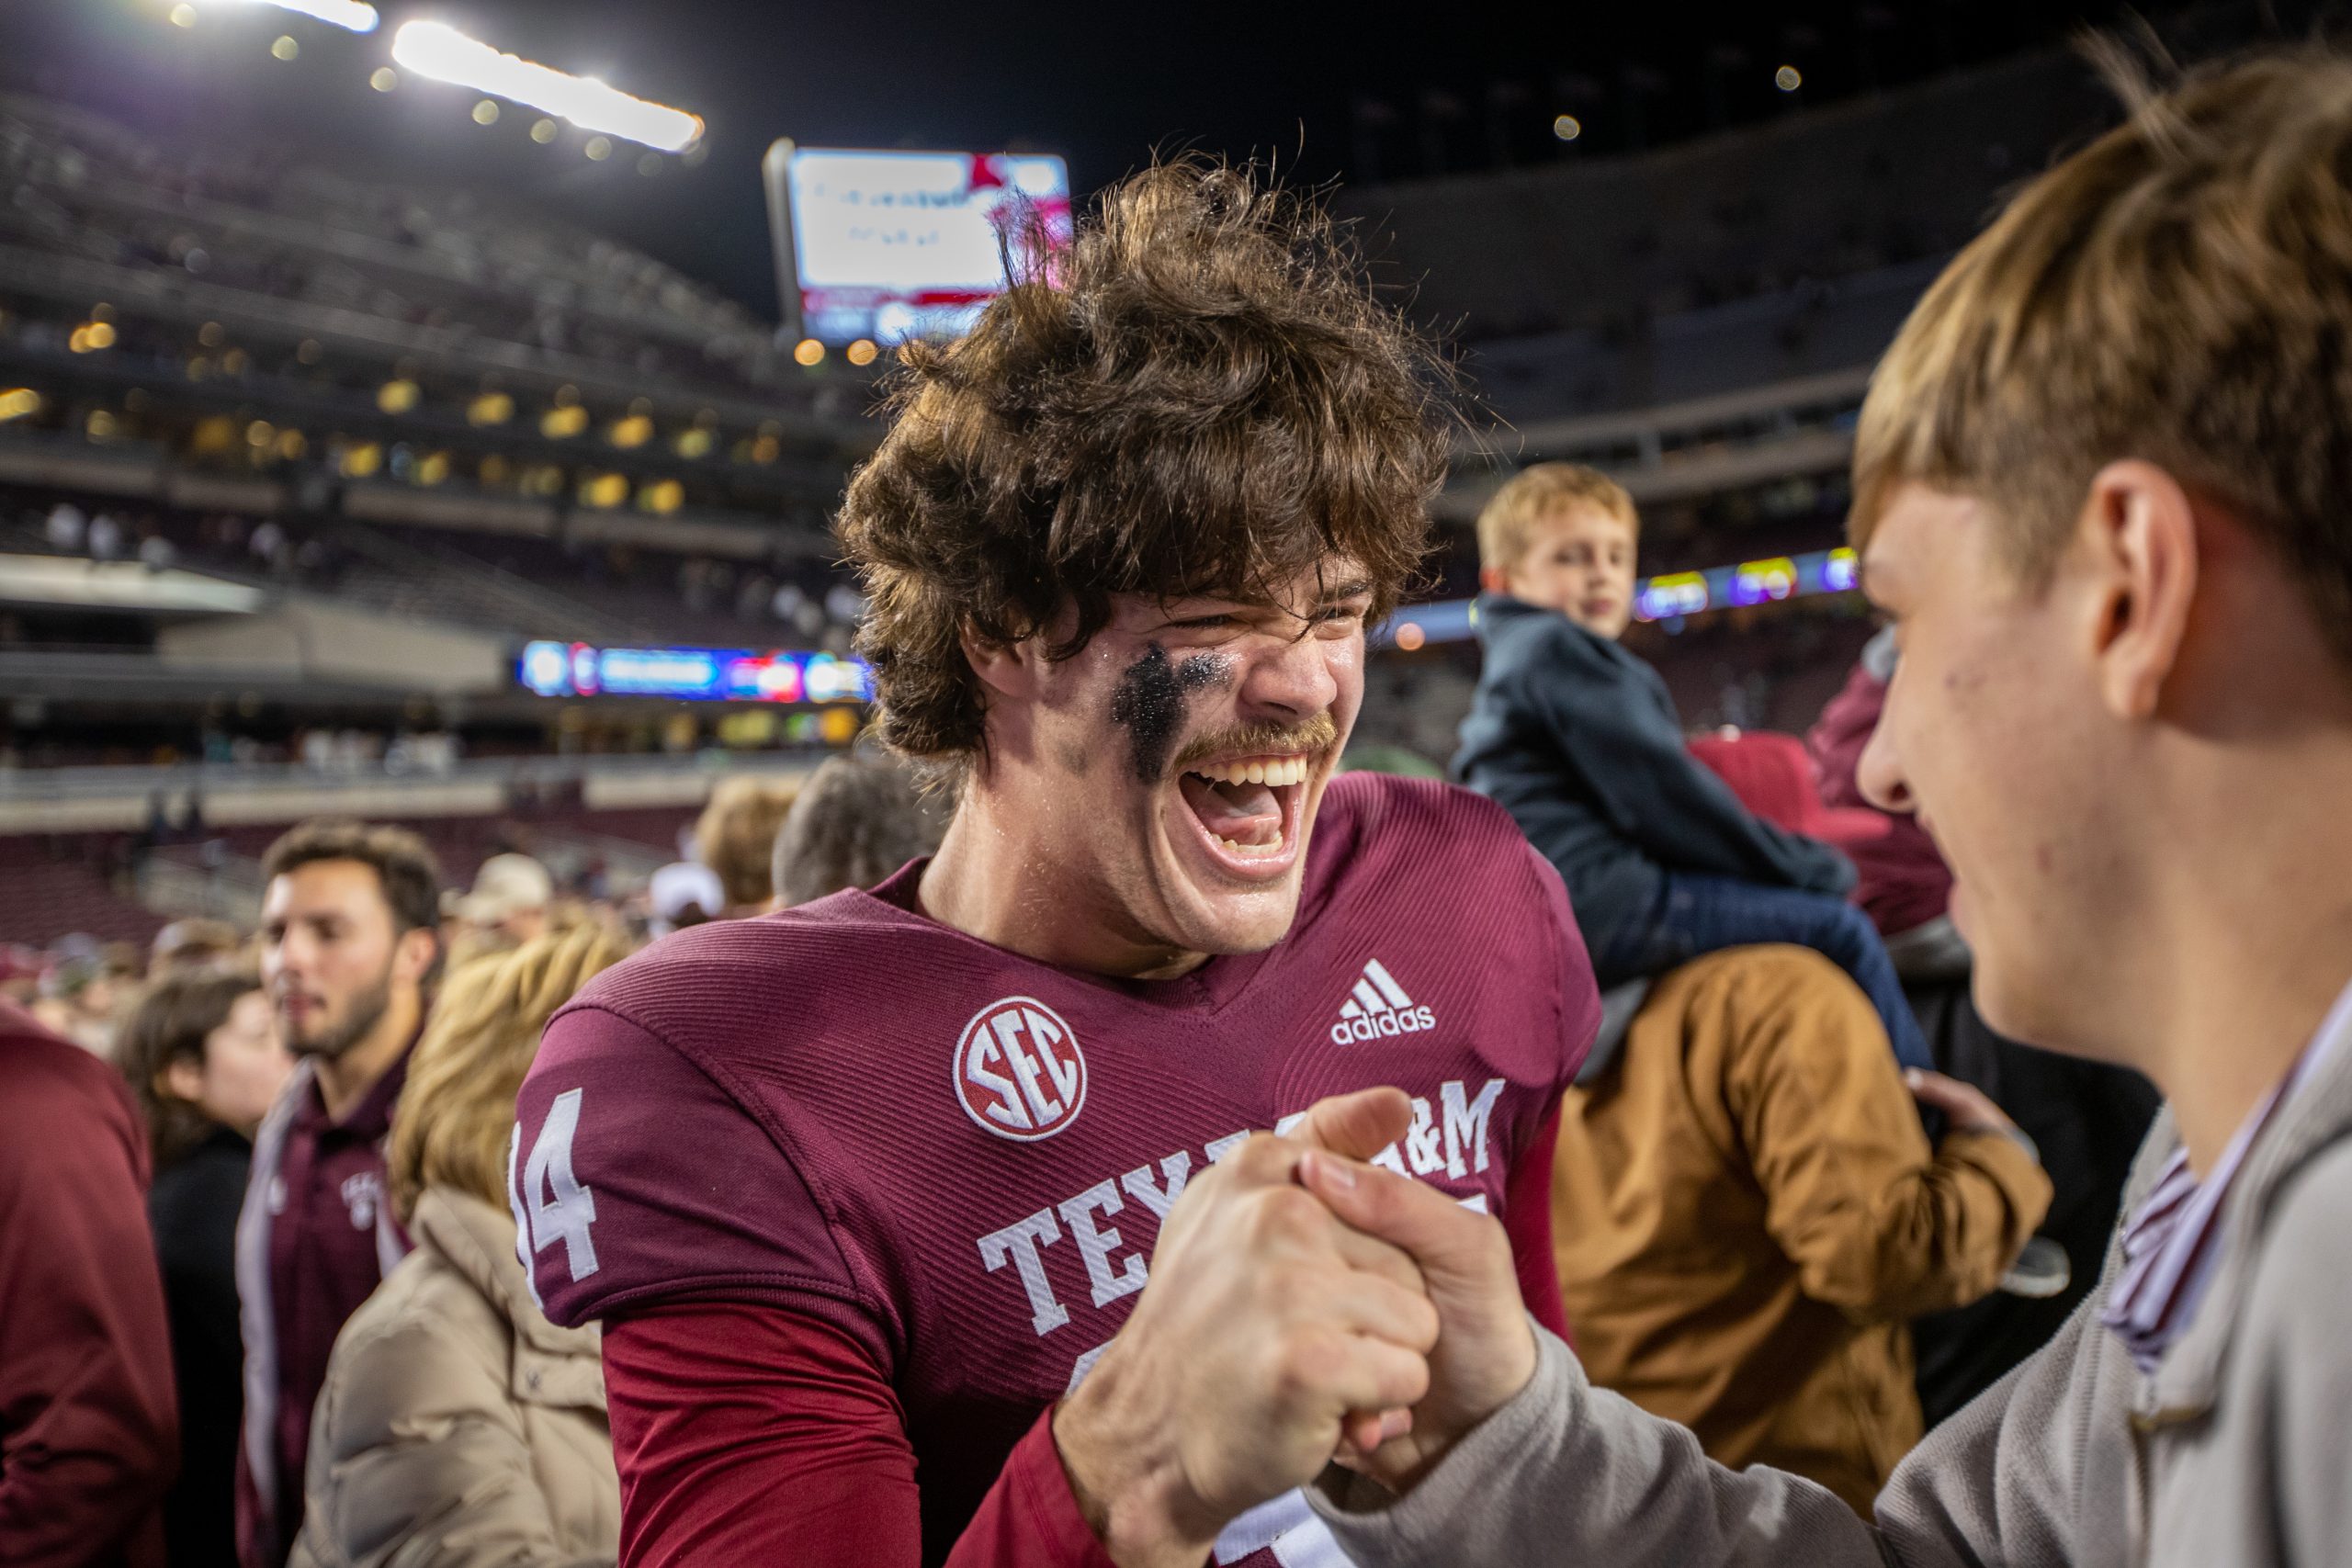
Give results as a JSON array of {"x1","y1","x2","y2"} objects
[{"x1": 457, "y1": 853, "x2": 554, "y2": 925}]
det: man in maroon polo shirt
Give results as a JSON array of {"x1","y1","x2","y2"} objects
[{"x1": 233, "y1": 820, "x2": 440, "y2": 1568}]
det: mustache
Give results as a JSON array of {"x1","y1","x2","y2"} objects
[{"x1": 1170, "y1": 711, "x2": 1340, "y2": 773}]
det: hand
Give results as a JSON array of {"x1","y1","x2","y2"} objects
[
  {"x1": 1292, "y1": 1124, "x2": 1539, "y2": 1493},
  {"x1": 1053, "y1": 1089, "x2": 1438, "y2": 1568},
  {"x1": 1905, "y1": 1067, "x2": 2018, "y2": 1137}
]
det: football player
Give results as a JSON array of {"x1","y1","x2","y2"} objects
[{"x1": 513, "y1": 160, "x2": 1600, "y2": 1566}]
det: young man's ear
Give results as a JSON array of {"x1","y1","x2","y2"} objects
[
  {"x1": 961, "y1": 622, "x2": 1046, "y2": 702},
  {"x1": 2080, "y1": 459, "x2": 2199, "y2": 721},
  {"x1": 394, "y1": 923, "x2": 441, "y2": 987},
  {"x1": 1478, "y1": 565, "x2": 1510, "y2": 596}
]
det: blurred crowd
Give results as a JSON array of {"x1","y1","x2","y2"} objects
[{"x1": 0, "y1": 749, "x2": 942, "y2": 1568}]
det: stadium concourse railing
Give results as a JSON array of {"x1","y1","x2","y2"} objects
[
  {"x1": 1437, "y1": 363, "x2": 1873, "y2": 523},
  {"x1": 0, "y1": 750, "x2": 820, "y2": 836}
]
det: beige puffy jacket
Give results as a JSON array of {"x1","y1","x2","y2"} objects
[{"x1": 289, "y1": 1187, "x2": 618, "y2": 1568}]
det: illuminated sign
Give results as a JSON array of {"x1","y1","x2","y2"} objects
[
  {"x1": 1730, "y1": 557, "x2": 1799, "y2": 606},
  {"x1": 1371, "y1": 543, "x2": 1869, "y2": 649},
  {"x1": 770, "y1": 147, "x2": 1074, "y2": 344},
  {"x1": 518, "y1": 642, "x2": 873, "y2": 703},
  {"x1": 1637, "y1": 571, "x2": 1712, "y2": 620}
]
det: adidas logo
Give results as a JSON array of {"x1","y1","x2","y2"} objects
[{"x1": 1329, "y1": 958, "x2": 1438, "y2": 1044}]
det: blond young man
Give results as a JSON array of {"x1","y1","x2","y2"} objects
[
  {"x1": 1456, "y1": 462, "x2": 1939, "y2": 1079},
  {"x1": 1243, "y1": 50, "x2": 2352, "y2": 1568}
]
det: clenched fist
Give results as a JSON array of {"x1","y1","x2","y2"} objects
[{"x1": 1052, "y1": 1089, "x2": 1439, "y2": 1568}]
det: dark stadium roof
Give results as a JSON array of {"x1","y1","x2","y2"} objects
[{"x1": 0, "y1": 0, "x2": 2233, "y2": 321}]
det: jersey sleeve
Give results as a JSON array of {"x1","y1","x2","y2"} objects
[
  {"x1": 602, "y1": 1302, "x2": 1116, "y2": 1568},
  {"x1": 1502, "y1": 1100, "x2": 1568, "y2": 1342},
  {"x1": 512, "y1": 1001, "x2": 898, "y2": 1365}
]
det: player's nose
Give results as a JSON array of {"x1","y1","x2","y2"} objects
[{"x1": 1237, "y1": 630, "x2": 1340, "y2": 725}]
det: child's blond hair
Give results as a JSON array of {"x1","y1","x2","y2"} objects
[{"x1": 1476, "y1": 462, "x2": 1639, "y2": 575}]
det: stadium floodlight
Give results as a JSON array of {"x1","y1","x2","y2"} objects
[
  {"x1": 390, "y1": 21, "x2": 704, "y2": 152},
  {"x1": 207, "y1": 0, "x2": 380, "y2": 33}
]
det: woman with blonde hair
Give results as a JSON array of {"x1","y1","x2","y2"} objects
[{"x1": 290, "y1": 926, "x2": 630, "y2": 1568}]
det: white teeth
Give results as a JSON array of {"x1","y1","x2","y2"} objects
[
  {"x1": 1187, "y1": 757, "x2": 1310, "y2": 787},
  {"x1": 1215, "y1": 834, "x2": 1286, "y2": 859}
]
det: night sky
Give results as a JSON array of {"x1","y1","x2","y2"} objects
[{"x1": 0, "y1": 1, "x2": 2215, "y2": 320}]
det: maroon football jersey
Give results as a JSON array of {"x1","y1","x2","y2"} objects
[{"x1": 514, "y1": 773, "x2": 1598, "y2": 1564}]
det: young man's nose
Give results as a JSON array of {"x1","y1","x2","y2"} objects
[
  {"x1": 1856, "y1": 709, "x2": 1915, "y2": 815},
  {"x1": 1238, "y1": 633, "x2": 1340, "y2": 724}
]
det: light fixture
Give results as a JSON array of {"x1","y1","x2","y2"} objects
[
  {"x1": 205, "y1": 0, "x2": 379, "y2": 33},
  {"x1": 540, "y1": 403, "x2": 589, "y2": 439},
  {"x1": 1775, "y1": 64, "x2": 1803, "y2": 92},
  {"x1": 0, "y1": 389, "x2": 42, "y2": 422},
  {"x1": 270, "y1": 35, "x2": 299, "y2": 60},
  {"x1": 580, "y1": 471, "x2": 629, "y2": 508},
  {"x1": 467, "y1": 391, "x2": 514, "y2": 426},
  {"x1": 390, "y1": 21, "x2": 704, "y2": 152},
  {"x1": 471, "y1": 99, "x2": 501, "y2": 125},
  {"x1": 845, "y1": 338, "x2": 879, "y2": 367},
  {"x1": 793, "y1": 338, "x2": 826, "y2": 367},
  {"x1": 376, "y1": 378, "x2": 420, "y2": 414},
  {"x1": 370, "y1": 67, "x2": 398, "y2": 92},
  {"x1": 1553, "y1": 114, "x2": 1582, "y2": 141}
]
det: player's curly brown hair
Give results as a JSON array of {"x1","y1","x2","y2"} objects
[{"x1": 836, "y1": 157, "x2": 1456, "y2": 772}]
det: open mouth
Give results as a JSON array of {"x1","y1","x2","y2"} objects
[{"x1": 1174, "y1": 754, "x2": 1313, "y2": 874}]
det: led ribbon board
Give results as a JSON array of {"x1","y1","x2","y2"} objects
[
  {"x1": 519, "y1": 642, "x2": 873, "y2": 703},
  {"x1": 1372, "y1": 547, "x2": 1863, "y2": 649}
]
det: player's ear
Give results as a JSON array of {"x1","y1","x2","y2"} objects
[{"x1": 961, "y1": 620, "x2": 1043, "y2": 703}]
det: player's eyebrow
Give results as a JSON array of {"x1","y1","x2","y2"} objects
[{"x1": 1318, "y1": 577, "x2": 1374, "y2": 605}]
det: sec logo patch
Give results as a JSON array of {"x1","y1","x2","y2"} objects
[{"x1": 955, "y1": 996, "x2": 1087, "y2": 1142}]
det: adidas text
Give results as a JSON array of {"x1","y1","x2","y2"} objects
[{"x1": 1331, "y1": 1005, "x2": 1438, "y2": 1044}]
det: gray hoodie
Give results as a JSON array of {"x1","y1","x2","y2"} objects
[{"x1": 1310, "y1": 980, "x2": 2352, "y2": 1568}]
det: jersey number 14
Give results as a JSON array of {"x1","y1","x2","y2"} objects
[{"x1": 512, "y1": 1087, "x2": 601, "y2": 1283}]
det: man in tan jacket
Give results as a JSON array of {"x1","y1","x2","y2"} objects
[{"x1": 1550, "y1": 946, "x2": 2049, "y2": 1512}]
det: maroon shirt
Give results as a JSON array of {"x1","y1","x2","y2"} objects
[
  {"x1": 0, "y1": 1001, "x2": 177, "y2": 1568},
  {"x1": 516, "y1": 773, "x2": 1600, "y2": 1564},
  {"x1": 263, "y1": 1047, "x2": 410, "y2": 1557}
]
